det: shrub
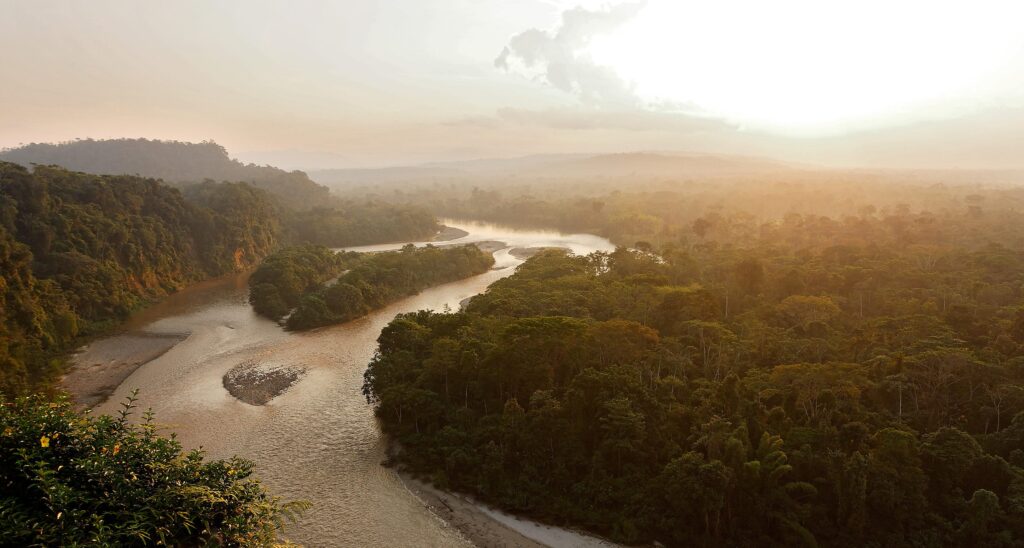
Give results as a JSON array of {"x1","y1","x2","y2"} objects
[{"x1": 0, "y1": 391, "x2": 308, "y2": 546}]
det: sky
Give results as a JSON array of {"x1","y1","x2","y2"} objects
[{"x1": 1, "y1": 0, "x2": 1023, "y2": 169}]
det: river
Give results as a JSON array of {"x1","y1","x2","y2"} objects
[{"x1": 77, "y1": 220, "x2": 616, "y2": 547}]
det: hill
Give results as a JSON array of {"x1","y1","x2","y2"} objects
[
  {"x1": 309, "y1": 152, "x2": 791, "y2": 191},
  {"x1": 0, "y1": 138, "x2": 331, "y2": 210}
]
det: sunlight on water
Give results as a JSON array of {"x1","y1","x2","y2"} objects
[{"x1": 88, "y1": 222, "x2": 613, "y2": 546}]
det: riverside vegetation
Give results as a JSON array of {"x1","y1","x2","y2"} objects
[
  {"x1": 249, "y1": 244, "x2": 494, "y2": 331},
  {"x1": 0, "y1": 140, "x2": 439, "y2": 398},
  {"x1": 0, "y1": 162, "x2": 279, "y2": 396},
  {"x1": 364, "y1": 196, "x2": 1024, "y2": 547}
]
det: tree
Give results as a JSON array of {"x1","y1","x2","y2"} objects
[
  {"x1": 866, "y1": 429, "x2": 929, "y2": 537},
  {"x1": 777, "y1": 295, "x2": 841, "y2": 329},
  {"x1": 734, "y1": 257, "x2": 765, "y2": 295},
  {"x1": 657, "y1": 452, "x2": 731, "y2": 541}
]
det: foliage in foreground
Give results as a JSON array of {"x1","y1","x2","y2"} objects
[{"x1": 0, "y1": 393, "x2": 307, "y2": 546}]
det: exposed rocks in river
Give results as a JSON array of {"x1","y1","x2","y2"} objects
[{"x1": 223, "y1": 360, "x2": 306, "y2": 405}]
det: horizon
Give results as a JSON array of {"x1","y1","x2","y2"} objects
[{"x1": 7, "y1": 137, "x2": 1024, "y2": 175}]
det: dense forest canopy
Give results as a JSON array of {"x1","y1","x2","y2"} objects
[
  {"x1": 249, "y1": 244, "x2": 495, "y2": 331},
  {"x1": 285, "y1": 244, "x2": 494, "y2": 331},
  {"x1": 365, "y1": 190, "x2": 1024, "y2": 546},
  {"x1": 248, "y1": 245, "x2": 351, "y2": 321},
  {"x1": 284, "y1": 204, "x2": 438, "y2": 247},
  {"x1": 338, "y1": 167, "x2": 1024, "y2": 248},
  {"x1": 0, "y1": 162, "x2": 281, "y2": 395}
]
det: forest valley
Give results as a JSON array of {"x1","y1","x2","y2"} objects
[
  {"x1": 0, "y1": 143, "x2": 438, "y2": 396},
  {"x1": 5, "y1": 137, "x2": 1024, "y2": 546},
  {"x1": 0, "y1": 140, "x2": 442, "y2": 545}
]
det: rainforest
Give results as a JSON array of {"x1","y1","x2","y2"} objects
[{"x1": 4, "y1": 2, "x2": 1024, "y2": 546}]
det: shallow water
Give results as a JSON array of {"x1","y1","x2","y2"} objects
[{"x1": 88, "y1": 220, "x2": 615, "y2": 547}]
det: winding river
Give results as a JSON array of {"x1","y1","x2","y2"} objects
[{"x1": 78, "y1": 220, "x2": 615, "y2": 547}]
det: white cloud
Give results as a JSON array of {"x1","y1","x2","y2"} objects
[{"x1": 494, "y1": 2, "x2": 646, "y2": 108}]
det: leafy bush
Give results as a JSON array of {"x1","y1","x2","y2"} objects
[{"x1": 0, "y1": 392, "x2": 307, "y2": 546}]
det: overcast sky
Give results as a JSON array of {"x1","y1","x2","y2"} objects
[{"x1": 2, "y1": 0, "x2": 1023, "y2": 169}]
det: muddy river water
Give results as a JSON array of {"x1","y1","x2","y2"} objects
[{"x1": 77, "y1": 220, "x2": 615, "y2": 547}]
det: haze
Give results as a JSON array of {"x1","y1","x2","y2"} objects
[{"x1": 2, "y1": 0, "x2": 1023, "y2": 169}]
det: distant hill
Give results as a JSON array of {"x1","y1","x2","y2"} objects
[
  {"x1": 516, "y1": 152, "x2": 792, "y2": 178},
  {"x1": 310, "y1": 152, "x2": 792, "y2": 191},
  {"x1": 0, "y1": 139, "x2": 331, "y2": 210}
]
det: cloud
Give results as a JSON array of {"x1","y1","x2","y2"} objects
[{"x1": 495, "y1": 2, "x2": 646, "y2": 107}]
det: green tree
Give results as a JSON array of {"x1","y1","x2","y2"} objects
[{"x1": 0, "y1": 393, "x2": 307, "y2": 546}]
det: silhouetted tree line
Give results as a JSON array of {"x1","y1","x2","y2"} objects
[
  {"x1": 0, "y1": 138, "x2": 441, "y2": 244},
  {"x1": 365, "y1": 198, "x2": 1024, "y2": 546},
  {"x1": 0, "y1": 138, "x2": 329, "y2": 210}
]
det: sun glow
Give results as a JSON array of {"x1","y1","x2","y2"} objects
[{"x1": 587, "y1": 0, "x2": 1024, "y2": 134}]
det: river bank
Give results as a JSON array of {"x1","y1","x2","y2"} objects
[
  {"x1": 400, "y1": 473, "x2": 546, "y2": 548},
  {"x1": 62, "y1": 332, "x2": 187, "y2": 408},
  {"x1": 400, "y1": 472, "x2": 622, "y2": 548}
]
